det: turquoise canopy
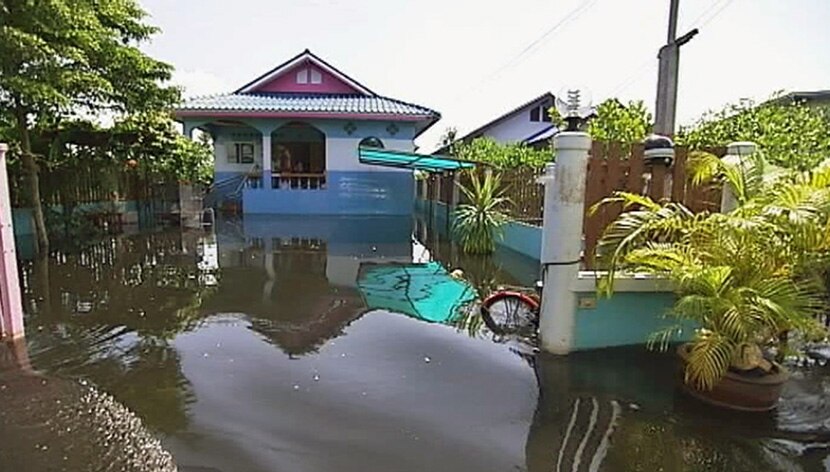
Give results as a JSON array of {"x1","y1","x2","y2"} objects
[
  {"x1": 357, "y1": 262, "x2": 477, "y2": 324},
  {"x1": 358, "y1": 147, "x2": 476, "y2": 173}
]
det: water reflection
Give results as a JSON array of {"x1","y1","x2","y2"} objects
[{"x1": 8, "y1": 215, "x2": 830, "y2": 471}]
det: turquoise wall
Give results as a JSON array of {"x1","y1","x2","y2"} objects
[
  {"x1": 572, "y1": 291, "x2": 694, "y2": 350},
  {"x1": 12, "y1": 201, "x2": 141, "y2": 237},
  {"x1": 419, "y1": 200, "x2": 542, "y2": 260}
]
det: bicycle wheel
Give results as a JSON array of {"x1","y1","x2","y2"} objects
[{"x1": 480, "y1": 291, "x2": 539, "y2": 335}]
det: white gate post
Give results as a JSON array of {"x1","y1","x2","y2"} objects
[
  {"x1": 0, "y1": 144, "x2": 24, "y2": 339},
  {"x1": 538, "y1": 132, "x2": 591, "y2": 355},
  {"x1": 720, "y1": 141, "x2": 757, "y2": 213}
]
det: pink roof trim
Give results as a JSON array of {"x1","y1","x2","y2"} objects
[{"x1": 236, "y1": 50, "x2": 374, "y2": 96}]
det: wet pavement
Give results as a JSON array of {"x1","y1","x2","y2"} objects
[{"x1": 2, "y1": 215, "x2": 830, "y2": 471}]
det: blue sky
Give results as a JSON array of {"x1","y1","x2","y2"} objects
[{"x1": 139, "y1": 0, "x2": 829, "y2": 149}]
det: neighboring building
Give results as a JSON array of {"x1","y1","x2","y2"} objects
[
  {"x1": 175, "y1": 49, "x2": 440, "y2": 215},
  {"x1": 438, "y1": 92, "x2": 558, "y2": 153},
  {"x1": 773, "y1": 90, "x2": 830, "y2": 108}
]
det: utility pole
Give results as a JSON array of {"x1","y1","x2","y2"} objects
[{"x1": 654, "y1": 0, "x2": 698, "y2": 136}]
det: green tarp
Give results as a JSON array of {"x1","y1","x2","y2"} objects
[
  {"x1": 357, "y1": 262, "x2": 477, "y2": 324},
  {"x1": 358, "y1": 147, "x2": 476, "y2": 173}
]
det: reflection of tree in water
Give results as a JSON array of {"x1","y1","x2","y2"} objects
[
  {"x1": 19, "y1": 230, "x2": 214, "y2": 434},
  {"x1": 200, "y1": 237, "x2": 367, "y2": 357}
]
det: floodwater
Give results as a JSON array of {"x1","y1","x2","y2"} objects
[{"x1": 3, "y1": 215, "x2": 830, "y2": 471}]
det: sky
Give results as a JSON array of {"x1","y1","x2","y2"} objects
[{"x1": 138, "y1": 0, "x2": 830, "y2": 150}]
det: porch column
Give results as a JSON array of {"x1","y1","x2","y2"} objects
[
  {"x1": 262, "y1": 133, "x2": 272, "y2": 189},
  {"x1": 0, "y1": 144, "x2": 24, "y2": 339}
]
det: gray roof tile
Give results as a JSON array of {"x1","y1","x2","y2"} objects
[{"x1": 177, "y1": 93, "x2": 438, "y2": 117}]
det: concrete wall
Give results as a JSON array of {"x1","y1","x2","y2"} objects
[{"x1": 570, "y1": 275, "x2": 693, "y2": 350}]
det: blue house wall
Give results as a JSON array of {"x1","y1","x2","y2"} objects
[{"x1": 188, "y1": 118, "x2": 419, "y2": 215}]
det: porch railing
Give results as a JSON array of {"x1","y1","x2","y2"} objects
[{"x1": 272, "y1": 172, "x2": 327, "y2": 190}]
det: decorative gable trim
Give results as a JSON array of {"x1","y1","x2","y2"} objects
[{"x1": 235, "y1": 49, "x2": 375, "y2": 96}]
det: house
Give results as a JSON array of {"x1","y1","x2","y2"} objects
[
  {"x1": 772, "y1": 90, "x2": 830, "y2": 108},
  {"x1": 175, "y1": 50, "x2": 440, "y2": 215},
  {"x1": 438, "y1": 92, "x2": 558, "y2": 152}
]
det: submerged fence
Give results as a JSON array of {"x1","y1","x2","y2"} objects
[{"x1": 422, "y1": 141, "x2": 727, "y2": 266}]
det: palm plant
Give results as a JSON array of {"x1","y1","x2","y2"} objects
[
  {"x1": 452, "y1": 170, "x2": 510, "y2": 255},
  {"x1": 595, "y1": 152, "x2": 830, "y2": 391}
]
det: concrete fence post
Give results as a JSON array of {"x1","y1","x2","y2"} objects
[
  {"x1": 0, "y1": 143, "x2": 25, "y2": 339},
  {"x1": 720, "y1": 141, "x2": 757, "y2": 213},
  {"x1": 538, "y1": 132, "x2": 591, "y2": 355}
]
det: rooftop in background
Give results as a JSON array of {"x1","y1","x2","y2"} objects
[
  {"x1": 175, "y1": 49, "x2": 440, "y2": 137},
  {"x1": 436, "y1": 92, "x2": 557, "y2": 153},
  {"x1": 770, "y1": 90, "x2": 830, "y2": 107}
]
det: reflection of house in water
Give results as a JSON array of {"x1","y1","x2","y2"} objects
[{"x1": 205, "y1": 216, "x2": 416, "y2": 356}]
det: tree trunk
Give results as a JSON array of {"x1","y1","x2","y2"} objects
[{"x1": 15, "y1": 109, "x2": 49, "y2": 253}]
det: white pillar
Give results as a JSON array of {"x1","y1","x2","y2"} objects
[
  {"x1": 538, "y1": 132, "x2": 591, "y2": 355},
  {"x1": 262, "y1": 133, "x2": 272, "y2": 189},
  {"x1": 0, "y1": 143, "x2": 24, "y2": 339},
  {"x1": 720, "y1": 141, "x2": 757, "y2": 213}
]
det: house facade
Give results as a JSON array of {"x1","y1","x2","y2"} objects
[
  {"x1": 439, "y1": 92, "x2": 557, "y2": 152},
  {"x1": 175, "y1": 50, "x2": 440, "y2": 215}
]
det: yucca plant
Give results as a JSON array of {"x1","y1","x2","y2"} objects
[
  {"x1": 595, "y1": 152, "x2": 830, "y2": 391},
  {"x1": 452, "y1": 170, "x2": 510, "y2": 255}
]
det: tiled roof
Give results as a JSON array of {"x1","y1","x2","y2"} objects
[{"x1": 177, "y1": 93, "x2": 438, "y2": 117}]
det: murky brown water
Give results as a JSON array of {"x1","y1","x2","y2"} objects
[{"x1": 3, "y1": 215, "x2": 830, "y2": 471}]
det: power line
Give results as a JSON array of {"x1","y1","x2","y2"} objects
[
  {"x1": 461, "y1": 0, "x2": 599, "y2": 97},
  {"x1": 604, "y1": 0, "x2": 735, "y2": 98},
  {"x1": 489, "y1": 0, "x2": 599, "y2": 78}
]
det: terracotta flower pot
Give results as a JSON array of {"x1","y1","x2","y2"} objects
[{"x1": 676, "y1": 343, "x2": 789, "y2": 412}]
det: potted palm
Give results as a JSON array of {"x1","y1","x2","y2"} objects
[{"x1": 595, "y1": 152, "x2": 829, "y2": 411}]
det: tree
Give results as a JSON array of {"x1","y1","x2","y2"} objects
[
  {"x1": 112, "y1": 112, "x2": 213, "y2": 186},
  {"x1": 677, "y1": 96, "x2": 830, "y2": 171},
  {"x1": 586, "y1": 99, "x2": 652, "y2": 144},
  {"x1": 0, "y1": 0, "x2": 178, "y2": 252}
]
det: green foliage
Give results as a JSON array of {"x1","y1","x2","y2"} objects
[
  {"x1": 0, "y1": 0, "x2": 180, "y2": 252},
  {"x1": 112, "y1": 113, "x2": 214, "y2": 185},
  {"x1": 595, "y1": 154, "x2": 830, "y2": 391},
  {"x1": 0, "y1": 0, "x2": 178, "y2": 117},
  {"x1": 453, "y1": 171, "x2": 511, "y2": 254},
  {"x1": 454, "y1": 137, "x2": 550, "y2": 169},
  {"x1": 677, "y1": 97, "x2": 830, "y2": 171},
  {"x1": 588, "y1": 99, "x2": 652, "y2": 144}
]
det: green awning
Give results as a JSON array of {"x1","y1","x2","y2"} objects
[
  {"x1": 357, "y1": 262, "x2": 477, "y2": 324},
  {"x1": 359, "y1": 146, "x2": 476, "y2": 173}
]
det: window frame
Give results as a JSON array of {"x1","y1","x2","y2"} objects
[{"x1": 229, "y1": 142, "x2": 255, "y2": 164}]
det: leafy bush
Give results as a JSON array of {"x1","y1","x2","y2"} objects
[
  {"x1": 677, "y1": 96, "x2": 830, "y2": 171},
  {"x1": 454, "y1": 137, "x2": 551, "y2": 169}
]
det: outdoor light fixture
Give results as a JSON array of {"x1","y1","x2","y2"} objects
[
  {"x1": 555, "y1": 87, "x2": 595, "y2": 132},
  {"x1": 643, "y1": 134, "x2": 675, "y2": 166}
]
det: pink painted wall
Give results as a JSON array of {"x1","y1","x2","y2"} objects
[
  {"x1": 253, "y1": 61, "x2": 362, "y2": 94},
  {"x1": 0, "y1": 143, "x2": 24, "y2": 339}
]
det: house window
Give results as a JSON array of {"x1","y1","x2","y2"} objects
[
  {"x1": 296, "y1": 69, "x2": 308, "y2": 84},
  {"x1": 541, "y1": 105, "x2": 552, "y2": 122},
  {"x1": 359, "y1": 136, "x2": 384, "y2": 149},
  {"x1": 530, "y1": 107, "x2": 541, "y2": 122},
  {"x1": 310, "y1": 69, "x2": 322, "y2": 84},
  {"x1": 229, "y1": 142, "x2": 255, "y2": 164}
]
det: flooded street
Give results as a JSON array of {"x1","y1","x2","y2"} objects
[{"x1": 3, "y1": 216, "x2": 830, "y2": 471}]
